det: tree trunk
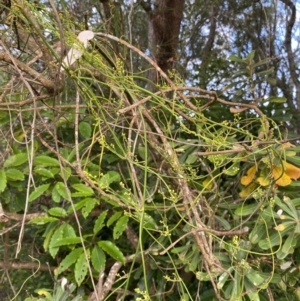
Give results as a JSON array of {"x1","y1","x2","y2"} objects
[{"x1": 142, "y1": 0, "x2": 185, "y2": 88}]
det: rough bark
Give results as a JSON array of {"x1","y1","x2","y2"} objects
[
  {"x1": 199, "y1": 5, "x2": 219, "y2": 89},
  {"x1": 141, "y1": 0, "x2": 185, "y2": 87},
  {"x1": 280, "y1": 0, "x2": 300, "y2": 132},
  {"x1": 148, "y1": 0, "x2": 185, "y2": 72}
]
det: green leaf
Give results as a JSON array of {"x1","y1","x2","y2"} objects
[
  {"x1": 29, "y1": 184, "x2": 50, "y2": 202},
  {"x1": 43, "y1": 223, "x2": 58, "y2": 251},
  {"x1": 34, "y1": 155, "x2": 59, "y2": 167},
  {"x1": 247, "y1": 50, "x2": 255, "y2": 61},
  {"x1": 81, "y1": 198, "x2": 98, "y2": 218},
  {"x1": 256, "y1": 67, "x2": 274, "y2": 76},
  {"x1": 117, "y1": 190, "x2": 133, "y2": 207},
  {"x1": 53, "y1": 237, "x2": 82, "y2": 247},
  {"x1": 71, "y1": 192, "x2": 93, "y2": 198},
  {"x1": 268, "y1": 273, "x2": 281, "y2": 283},
  {"x1": 295, "y1": 223, "x2": 300, "y2": 234},
  {"x1": 34, "y1": 290, "x2": 52, "y2": 299},
  {"x1": 228, "y1": 54, "x2": 244, "y2": 63},
  {"x1": 234, "y1": 271, "x2": 244, "y2": 300},
  {"x1": 4, "y1": 153, "x2": 28, "y2": 168},
  {"x1": 286, "y1": 156, "x2": 300, "y2": 167},
  {"x1": 72, "y1": 183, "x2": 94, "y2": 197},
  {"x1": 214, "y1": 215, "x2": 231, "y2": 230},
  {"x1": 217, "y1": 267, "x2": 234, "y2": 289},
  {"x1": 229, "y1": 270, "x2": 242, "y2": 300},
  {"x1": 75, "y1": 251, "x2": 89, "y2": 286},
  {"x1": 79, "y1": 121, "x2": 92, "y2": 138},
  {"x1": 268, "y1": 96, "x2": 287, "y2": 103},
  {"x1": 34, "y1": 167, "x2": 54, "y2": 179},
  {"x1": 245, "y1": 270, "x2": 269, "y2": 288},
  {"x1": 291, "y1": 197, "x2": 300, "y2": 207},
  {"x1": 189, "y1": 252, "x2": 201, "y2": 271},
  {"x1": 234, "y1": 204, "x2": 257, "y2": 216},
  {"x1": 186, "y1": 154, "x2": 198, "y2": 164},
  {"x1": 98, "y1": 241, "x2": 125, "y2": 264},
  {"x1": 258, "y1": 224, "x2": 293, "y2": 249},
  {"x1": 266, "y1": 78, "x2": 277, "y2": 85},
  {"x1": 94, "y1": 210, "x2": 108, "y2": 234},
  {"x1": 113, "y1": 215, "x2": 128, "y2": 240},
  {"x1": 91, "y1": 245, "x2": 106, "y2": 272},
  {"x1": 49, "y1": 225, "x2": 64, "y2": 257},
  {"x1": 50, "y1": 168, "x2": 60, "y2": 176},
  {"x1": 68, "y1": 197, "x2": 99, "y2": 218},
  {"x1": 59, "y1": 167, "x2": 71, "y2": 181},
  {"x1": 260, "y1": 207, "x2": 277, "y2": 222},
  {"x1": 107, "y1": 211, "x2": 123, "y2": 227},
  {"x1": 249, "y1": 224, "x2": 266, "y2": 244},
  {"x1": 253, "y1": 58, "x2": 272, "y2": 68},
  {"x1": 29, "y1": 216, "x2": 58, "y2": 225},
  {"x1": 71, "y1": 198, "x2": 89, "y2": 211},
  {"x1": 0, "y1": 170, "x2": 7, "y2": 192},
  {"x1": 223, "y1": 163, "x2": 240, "y2": 176},
  {"x1": 98, "y1": 171, "x2": 121, "y2": 189},
  {"x1": 57, "y1": 248, "x2": 83, "y2": 275},
  {"x1": 274, "y1": 197, "x2": 298, "y2": 219},
  {"x1": 67, "y1": 148, "x2": 77, "y2": 162},
  {"x1": 55, "y1": 182, "x2": 71, "y2": 201},
  {"x1": 48, "y1": 224, "x2": 76, "y2": 257},
  {"x1": 196, "y1": 271, "x2": 212, "y2": 282},
  {"x1": 244, "y1": 279, "x2": 259, "y2": 301},
  {"x1": 171, "y1": 244, "x2": 190, "y2": 255},
  {"x1": 137, "y1": 146, "x2": 147, "y2": 161},
  {"x1": 281, "y1": 233, "x2": 297, "y2": 255},
  {"x1": 5, "y1": 169, "x2": 24, "y2": 181},
  {"x1": 134, "y1": 212, "x2": 157, "y2": 230},
  {"x1": 104, "y1": 154, "x2": 119, "y2": 164},
  {"x1": 61, "y1": 223, "x2": 76, "y2": 238},
  {"x1": 52, "y1": 185, "x2": 61, "y2": 203},
  {"x1": 60, "y1": 148, "x2": 69, "y2": 160},
  {"x1": 48, "y1": 207, "x2": 68, "y2": 218},
  {"x1": 283, "y1": 199, "x2": 299, "y2": 220}
]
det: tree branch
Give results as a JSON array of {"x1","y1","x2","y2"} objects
[
  {"x1": 0, "y1": 51, "x2": 58, "y2": 91},
  {"x1": 0, "y1": 261, "x2": 55, "y2": 271},
  {"x1": 15, "y1": 0, "x2": 57, "y2": 79},
  {"x1": 87, "y1": 252, "x2": 146, "y2": 301}
]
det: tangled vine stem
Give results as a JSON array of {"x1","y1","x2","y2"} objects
[
  {"x1": 160, "y1": 227, "x2": 249, "y2": 255},
  {"x1": 0, "y1": 4, "x2": 286, "y2": 297}
]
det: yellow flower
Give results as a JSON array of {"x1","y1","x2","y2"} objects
[
  {"x1": 239, "y1": 182, "x2": 258, "y2": 198},
  {"x1": 272, "y1": 161, "x2": 300, "y2": 186},
  {"x1": 241, "y1": 165, "x2": 257, "y2": 186},
  {"x1": 274, "y1": 224, "x2": 285, "y2": 231}
]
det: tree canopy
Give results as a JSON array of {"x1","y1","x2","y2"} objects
[{"x1": 0, "y1": 1, "x2": 300, "y2": 301}]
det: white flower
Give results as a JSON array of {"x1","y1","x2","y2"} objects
[{"x1": 60, "y1": 30, "x2": 94, "y2": 71}]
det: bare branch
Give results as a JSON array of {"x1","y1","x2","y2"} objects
[
  {"x1": 14, "y1": 0, "x2": 57, "y2": 79},
  {"x1": 0, "y1": 51, "x2": 58, "y2": 91},
  {"x1": 0, "y1": 261, "x2": 55, "y2": 271}
]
